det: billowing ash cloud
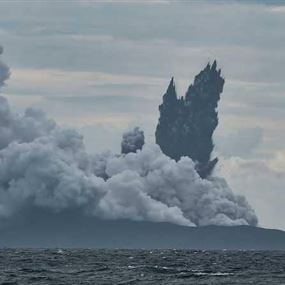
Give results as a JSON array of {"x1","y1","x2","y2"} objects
[
  {"x1": 0, "y1": 51, "x2": 257, "y2": 228},
  {"x1": 0, "y1": 96, "x2": 188, "y2": 226},
  {"x1": 0, "y1": 96, "x2": 257, "y2": 227},
  {"x1": 0, "y1": 97, "x2": 56, "y2": 149},
  {"x1": 102, "y1": 145, "x2": 257, "y2": 226},
  {"x1": 121, "y1": 126, "x2": 145, "y2": 154},
  {"x1": 0, "y1": 47, "x2": 10, "y2": 87}
]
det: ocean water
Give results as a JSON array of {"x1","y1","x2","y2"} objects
[{"x1": 0, "y1": 249, "x2": 284, "y2": 284}]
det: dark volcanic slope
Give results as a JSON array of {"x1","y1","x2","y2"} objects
[{"x1": 0, "y1": 210, "x2": 284, "y2": 250}]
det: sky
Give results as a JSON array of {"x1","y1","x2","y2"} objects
[{"x1": 0, "y1": 0, "x2": 285, "y2": 230}]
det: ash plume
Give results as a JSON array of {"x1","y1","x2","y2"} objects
[
  {"x1": 156, "y1": 61, "x2": 224, "y2": 178},
  {"x1": 0, "y1": 51, "x2": 258, "y2": 228},
  {"x1": 121, "y1": 127, "x2": 145, "y2": 154}
]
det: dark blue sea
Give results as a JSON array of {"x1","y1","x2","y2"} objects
[{"x1": 0, "y1": 249, "x2": 284, "y2": 284}]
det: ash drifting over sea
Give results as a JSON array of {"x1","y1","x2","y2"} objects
[{"x1": 0, "y1": 48, "x2": 258, "y2": 227}]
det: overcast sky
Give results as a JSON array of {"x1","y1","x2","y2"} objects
[{"x1": 0, "y1": 0, "x2": 285, "y2": 230}]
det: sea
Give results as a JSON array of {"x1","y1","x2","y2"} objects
[{"x1": 0, "y1": 249, "x2": 284, "y2": 284}]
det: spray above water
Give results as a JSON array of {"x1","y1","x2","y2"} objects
[{"x1": 0, "y1": 48, "x2": 258, "y2": 227}]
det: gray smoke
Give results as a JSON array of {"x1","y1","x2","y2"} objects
[
  {"x1": 0, "y1": 51, "x2": 258, "y2": 227},
  {"x1": 121, "y1": 127, "x2": 145, "y2": 154},
  {"x1": 0, "y1": 47, "x2": 10, "y2": 87}
]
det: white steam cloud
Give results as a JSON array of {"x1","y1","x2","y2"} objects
[
  {"x1": 0, "y1": 48, "x2": 258, "y2": 227},
  {"x1": 0, "y1": 96, "x2": 258, "y2": 226}
]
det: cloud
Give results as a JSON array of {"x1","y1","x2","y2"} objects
[
  {"x1": 0, "y1": 97, "x2": 55, "y2": 149},
  {"x1": 4, "y1": 68, "x2": 165, "y2": 97},
  {"x1": 220, "y1": 155, "x2": 285, "y2": 230},
  {"x1": 0, "y1": 95, "x2": 257, "y2": 227},
  {"x1": 76, "y1": 0, "x2": 171, "y2": 5},
  {"x1": 268, "y1": 6, "x2": 285, "y2": 13},
  {"x1": 104, "y1": 144, "x2": 257, "y2": 226},
  {"x1": 215, "y1": 127, "x2": 263, "y2": 158}
]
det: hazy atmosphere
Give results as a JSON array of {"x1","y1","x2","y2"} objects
[{"x1": 0, "y1": 0, "x2": 285, "y2": 230}]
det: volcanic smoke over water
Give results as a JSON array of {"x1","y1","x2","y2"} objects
[{"x1": 0, "y1": 48, "x2": 258, "y2": 227}]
